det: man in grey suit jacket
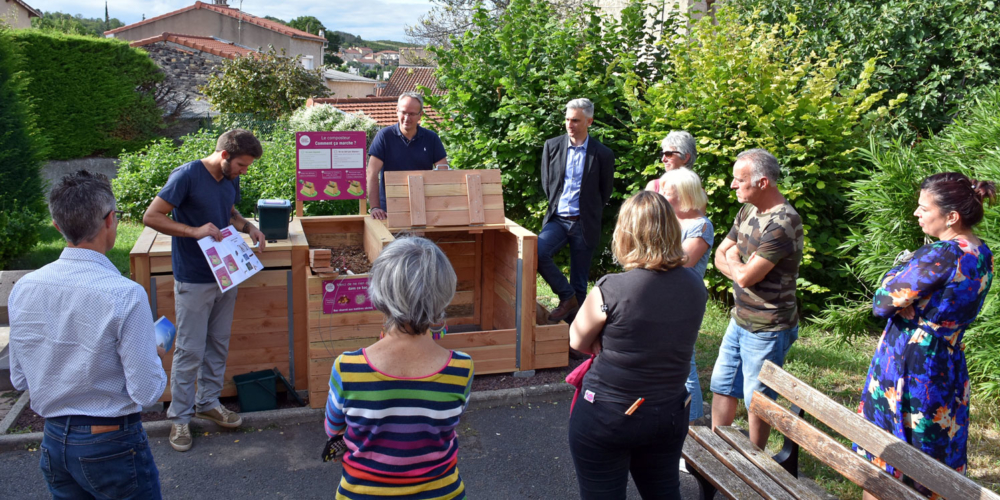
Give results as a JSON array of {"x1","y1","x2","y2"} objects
[{"x1": 539, "y1": 98, "x2": 616, "y2": 321}]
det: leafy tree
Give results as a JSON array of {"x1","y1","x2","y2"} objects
[
  {"x1": 731, "y1": 0, "x2": 1000, "y2": 140},
  {"x1": 629, "y1": 9, "x2": 892, "y2": 308},
  {"x1": 201, "y1": 47, "x2": 330, "y2": 120},
  {"x1": 31, "y1": 11, "x2": 124, "y2": 37},
  {"x1": 428, "y1": 0, "x2": 679, "y2": 275},
  {"x1": 406, "y1": 0, "x2": 585, "y2": 47},
  {"x1": 0, "y1": 28, "x2": 47, "y2": 269},
  {"x1": 287, "y1": 16, "x2": 325, "y2": 35}
]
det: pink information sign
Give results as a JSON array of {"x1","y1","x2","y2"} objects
[
  {"x1": 322, "y1": 278, "x2": 376, "y2": 314},
  {"x1": 296, "y1": 131, "x2": 368, "y2": 201}
]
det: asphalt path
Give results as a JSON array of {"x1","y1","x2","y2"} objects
[{"x1": 0, "y1": 393, "x2": 702, "y2": 499}]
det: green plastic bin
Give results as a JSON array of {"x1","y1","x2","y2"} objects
[{"x1": 234, "y1": 369, "x2": 278, "y2": 412}]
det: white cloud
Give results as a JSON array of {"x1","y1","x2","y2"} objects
[{"x1": 29, "y1": 0, "x2": 432, "y2": 41}]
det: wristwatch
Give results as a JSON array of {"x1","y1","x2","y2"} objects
[{"x1": 368, "y1": 207, "x2": 381, "y2": 214}]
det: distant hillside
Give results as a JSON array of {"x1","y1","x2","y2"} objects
[{"x1": 333, "y1": 32, "x2": 419, "y2": 52}]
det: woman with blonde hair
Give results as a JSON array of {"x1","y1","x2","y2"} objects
[
  {"x1": 649, "y1": 167, "x2": 714, "y2": 425},
  {"x1": 568, "y1": 191, "x2": 707, "y2": 499}
]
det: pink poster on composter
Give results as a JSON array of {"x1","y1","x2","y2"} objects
[
  {"x1": 322, "y1": 278, "x2": 375, "y2": 314},
  {"x1": 295, "y1": 131, "x2": 367, "y2": 201}
]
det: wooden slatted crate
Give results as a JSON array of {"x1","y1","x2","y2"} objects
[
  {"x1": 302, "y1": 169, "x2": 569, "y2": 408},
  {"x1": 129, "y1": 223, "x2": 310, "y2": 401}
]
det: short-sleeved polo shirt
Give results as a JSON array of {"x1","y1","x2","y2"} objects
[
  {"x1": 368, "y1": 124, "x2": 447, "y2": 210},
  {"x1": 157, "y1": 160, "x2": 240, "y2": 284}
]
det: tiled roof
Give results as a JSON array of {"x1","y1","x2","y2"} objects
[
  {"x1": 357, "y1": 58, "x2": 379, "y2": 65},
  {"x1": 306, "y1": 96, "x2": 441, "y2": 127},
  {"x1": 104, "y1": 1, "x2": 326, "y2": 43},
  {"x1": 380, "y1": 66, "x2": 443, "y2": 97},
  {"x1": 130, "y1": 33, "x2": 255, "y2": 59},
  {"x1": 11, "y1": 0, "x2": 41, "y2": 18},
  {"x1": 343, "y1": 48, "x2": 361, "y2": 54},
  {"x1": 374, "y1": 50, "x2": 398, "y2": 55}
]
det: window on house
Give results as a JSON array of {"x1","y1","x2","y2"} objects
[{"x1": 301, "y1": 56, "x2": 314, "y2": 70}]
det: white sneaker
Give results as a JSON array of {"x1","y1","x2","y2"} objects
[
  {"x1": 169, "y1": 423, "x2": 192, "y2": 452},
  {"x1": 679, "y1": 458, "x2": 690, "y2": 474}
]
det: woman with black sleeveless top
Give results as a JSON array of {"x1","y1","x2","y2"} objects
[{"x1": 568, "y1": 191, "x2": 707, "y2": 500}]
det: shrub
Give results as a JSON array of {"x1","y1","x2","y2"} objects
[
  {"x1": 0, "y1": 28, "x2": 47, "y2": 269},
  {"x1": 201, "y1": 47, "x2": 330, "y2": 121},
  {"x1": 9, "y1": 30, "x2": 163, "y2": 159},
  {"x1": 817, "y1": 89, "x2": 1000, "y2": 404},
  {"x1": 627, "y1": 9, "x2": 891, "y2": 310},
  {"x1": 731, "y1": 0, "x2": 1000, "y2": 140},
  {"x1": 288, "y1": 104, "x2": 380, "y2": 144},
  {"x1": 114, "y1": 126, "x2": 360, "y2": 222}
]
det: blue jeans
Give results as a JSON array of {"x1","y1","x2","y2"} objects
[
  {"x1": 686, "y1": 350, "x2": 704, "y2": 420},
  {"x1": 40, "y1": 416, "x2": 161, "y2": 499},
  {"x1": 710, "y1": 319, "x2": 798, "y2": 410},
  {"x1": 537, "y1": 217, "x2": 595, "y2": 304}
]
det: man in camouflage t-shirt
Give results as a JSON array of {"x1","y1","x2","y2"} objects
[{"x1": 710, "y1": 149, "x2": 804, "y2": 449}]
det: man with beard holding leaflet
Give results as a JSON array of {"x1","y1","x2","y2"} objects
[{"x1": 143, "y1": 129, "x2": 265, "y2": 452}]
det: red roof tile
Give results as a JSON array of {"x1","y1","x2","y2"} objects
[
  {"x1": 130, "y1": 33, "x2": 255, "y2": 59},
  {"x1": 380, "y1": 67, "x2": 443, "y2": 97},
  {"x1": 105, "y1": 2, "x2": 326, "y2": 43},
  {"x1": 306, "y1": 96, "x2": 442, "y2": 127}
]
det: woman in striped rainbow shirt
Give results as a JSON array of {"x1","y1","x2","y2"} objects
[{"x1": 325, "y1": 236, "x2": 474, "y2": 499}]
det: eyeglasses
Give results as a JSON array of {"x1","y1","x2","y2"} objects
[
  {"x1": 661, "y1": 151, "x2": 684, "y2": 159},
  {"x1": 397, "y1": 110, "x2": 421, "y2": 118},
  {"x1": 104, "y1": 209, "x2": 123, "y2": 221}
]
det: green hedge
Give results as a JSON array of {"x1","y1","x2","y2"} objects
[
  {"x1": 9, "y1": 30, "x2": 163, "y2": 159},
  {"x1": 114, "y1": 126, "x2": 361, "y2": 221},
  {"x1": 0, "y1": 29, "x2": 47, "y2": 269}
]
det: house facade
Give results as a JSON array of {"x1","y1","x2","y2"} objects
[
  {"x1": 104, "y1": 1, "x2": 326, "y2": 67},
  {"x1": 1, "y1": 0, "x2": 40, "y2": 29},
  {"x1": 323, "y1": 68, "x2": 377, "y2": 98}
]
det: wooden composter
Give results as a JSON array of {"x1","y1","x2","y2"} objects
[{"x1": 304, "y1": 169, "x2": 570, "y2": 407}]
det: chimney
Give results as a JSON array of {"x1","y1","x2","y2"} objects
[
  {"x1": 212, "y1": 0, "x2": 230, "y2": 5},
  {"x1": 318, "y1": 29, "x2": 325, "y2": 38}
]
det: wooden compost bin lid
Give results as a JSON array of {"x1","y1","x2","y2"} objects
[{"x1": 383, "y1": 169, "x2": 505, "y2": 231}]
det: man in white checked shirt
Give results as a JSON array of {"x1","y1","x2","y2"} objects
[{"x1": 8, "y1": 171, "x2": 167, "y2": 499}]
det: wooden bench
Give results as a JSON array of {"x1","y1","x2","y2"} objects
[{"x1": 682, "y1": 360, "x2": 1000, "y2": 499}]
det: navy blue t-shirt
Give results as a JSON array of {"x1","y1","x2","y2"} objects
[
  {"x1": 368, "y1": 124, "x2": 447, "y2": 210},
  {"x1": 157, "y1": 160, "x2": 240, "y2": 284}
]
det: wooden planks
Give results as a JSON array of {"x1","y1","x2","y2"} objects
[
  {"x1": 715, "y1": 426, "x2": 823, "y2": 500},
  {"x1": 407, "y1": 175, "x2": 427, "y2": 226},
  {"x1": 688, "y1": 426, "x2": 795, "y2": 500},
  {"x1": 750, "y1": 394, "x2": 924, "y2": 500},
  {"x1": 682, "y1": 437, "x2": 763, "y2": 500},
  {"x1": 757, "y1": 361, "x2": 999, "y2": 500},
  {"x1": 384, "y1": 169, "x2": 505, "y2": 229},
  {"x1": 466, "y1": 174, "x2": 485, "y2": 224}
]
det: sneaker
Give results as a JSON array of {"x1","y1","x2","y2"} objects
[
  {"x1": 169, "y1": 423, "x2": 192, "y2": 452},
  {"x1": 679, "y1": 458, "x2": 690, "y2": 474},
  {"x1": 549, "y1": 296, "x2": 579, "y2": 323},
  {"x1": 194, "y1": 405, "x2": 243, "y2": 428}
]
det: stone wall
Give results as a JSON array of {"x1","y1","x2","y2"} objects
[{"x1": 142, "y1": 42, "x2": 225, "y2": 119}]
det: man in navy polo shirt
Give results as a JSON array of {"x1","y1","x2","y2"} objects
[
  {"x1": 365, "y1": 92, "x2": 448, "y2": 220},
  {"x1": 142, "y1": 129, "x2": 265, "y2": 452}
]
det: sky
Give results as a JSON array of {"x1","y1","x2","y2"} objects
[{"x1": 28, "y1": 0, "x2": 434, "y2": 41}]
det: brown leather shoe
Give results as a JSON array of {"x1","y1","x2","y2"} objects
[{"x1": 548, "y1": 296, "x2": 579, "y2": 322}]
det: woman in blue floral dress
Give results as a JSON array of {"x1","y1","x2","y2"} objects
[{"x1": 856, "y1": 172, "x2": 996, "y2": 499}]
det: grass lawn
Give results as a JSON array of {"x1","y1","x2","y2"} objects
[
  {"x1": 6, "y1": 220, "x2": 145, "y2": 275},
  {"x1": 536, "y1": 279, "x2": 1000, "y2": 498}
]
